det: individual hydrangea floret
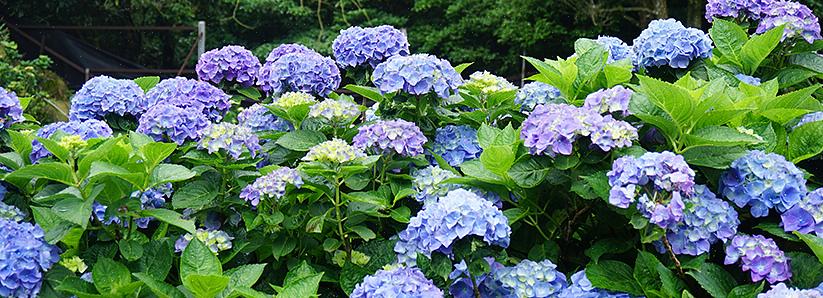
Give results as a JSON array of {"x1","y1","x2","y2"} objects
[
  {"x1": 137, "y1": 104, "x2": 209, "y2": 145},
  {"x1": 143, "y1": 77, "x2": 231, "y2": 121},
  {"x1": 68, "y1": 76, "x2": 146, "y2": 121},
  {"x1": 655, "y1": 185, "x2": 739, "y2": 256},
  {"x1": 237, "y1": 104, "x2": 291, "y2": 132},
  {"x1": 196, "y1": 45, "x2": 260, "y2": 87},
  {"x1": 520, "y1": 104, "x2": 637, "y2": 156},
  {"x1": 308, "y1": 98, "x2": 361, "y2": 125},
  {"x1": 240, "y1": 167, "x2": 303, "y2": 207},
  {"x1": 596, "y1": 36, "x2": 633, "y2": 63},
  {"x1": 431, "y1": 125, "x2": 482, "y2": 167},
  {"x1": 350, "y1": 265, "x2": 443, "y2": 298},
  {"x1": 353, "y1": 119, "x2": 427, "y2": 157},
  {"x1": 394, "y1": 189, "x2": 511, "y2": 265},
  {"x1": 632, "y1": 19, "x2": 713, "y2": 69},
  {"x1": 757, "y1": 283, "x2": 823, "y2": 298},
  {"x1": 515, "y1": 82, "x2": 563, "y2": 112},
  {"x1": 0, "y1": 87, "x2": 24, "y2": 128},
  {"x1": 257, "y1": 52, "x2": 341, "y2": 96},
  {"x1": 493, "y1": 259, "x2": 568, "y2": 298},
  {"x1": 724, "y1": 234, "x2": 791, "y2": 284},
  {"x1": 365, "y1": 103, "x2": 380, "y2": 122},
  {"x1": 781, "y1": 188, "x2": 823, "y2": 236},
  {"x1": 0, "y1": 202, "x2": 25, "y2": 222},
  {"x1": 464, "y1": 71, "x2": 517, "y2": 94},
  {"x1": 372, "y1": 54, "x2": 464, "y2": 99},
  {"x1": 272, "y1": 91, "x2": 317, "y2": 109},
  {"x1": 720, "y1": 150, "x2": 807, "y2": 217},
  {"x1": 303, "y1": 139, "x2": 365, "y2": 164},
  {"x1": 0, "y1": 219, "x2": 60, "y2": 298},
  {"x1": 795, "y1": 111, "x2": 823, "y2": 129},
  {"x1": 705, "y1": 0, "x2": 773, "y2": 22},
  {"x1": 31, "y1": 120, "x2": 113, "y2": 163},
  {"x1": 198, "y1": 122, "x2": 262, "y2": 159},
  {"x1": 582, "y1": 86, "x2": 633, "y2": 116},
  {"x1": 265, "y1": 43, "x2": 318, "y2": 63},
  {"x1": 332, "y1": 25, "x2": 410, "y2": 68},
  {"x1": 131, "y1": 184, "x2": 173, "y2": 229},
  {"x1": 174, "y1": 228, "x2": 234, "y2": 254},
  {"x1": 735, "y1": 74, "x2": 762, "y2": 86},
  {"x1": 559, "y1": 270, "x2": 637, "y2": 298},
  {"x1": 757, "y1": 1, "x2": 822, "y2": 43}
]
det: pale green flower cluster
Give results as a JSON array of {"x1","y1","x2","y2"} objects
[
  {"x1": 303, "y1": 139, "x2": 365, "y2": 163},
  {"x1": 273, "y1": 91, "x2": 317, "y2": 109},
  {"x1": 465, "y1": 71, "x2": 517, "y2": 94}
]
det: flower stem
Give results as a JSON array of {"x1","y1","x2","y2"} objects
[
  {"x1": 661, "y1": 234, "x2": 685, "y2": 276},
  {"x1": 333, "y1": 176, "x2": 352, "y2": 260}
]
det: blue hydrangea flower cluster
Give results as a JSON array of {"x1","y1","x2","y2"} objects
[
  {"x1": 724, "y1": 234, "x2": 791, "y2": 283},
  {"x1": 515, "y1": 82, "x2": 563, "y2": 112},
  {"x1": 781, "y1": 188, "x2": 823, "y2": 235},
  {"x1": 757, "y1": 283, "x2": 823, "y2": 298},
  {"x1": 464, "y1": 71, "x2": 517, "y2": 94},
  {"x1": 607, "y1": 151, "x2": 696, "y2": 229},
  {"x1": 372, "y1": 54, "x2": 464, "y2": 99},
  {"x1": 257, "y1": 52, "x2": 341, "y2": 96},
  {"x1": 431, "y1": 125, "x2": 482, "y2": 167},
  {"x1": 137, "y1": 104, "x2": 209, "y2": 145},
  {"x1": 449, "y1": 259, "x2": 512, "y2": 298},
  {"x1": 0, "y1": 202, "x2": 25, "y2": 222},
  {"x1": 720, "y1": 150, "x2": 807, "y2": 217},
  {"x1": 237, "y1": 104, "x2": 291, "y2": 132},
  {"x1": 131, "y1": 184, "x2": 173, "y2": 229},
  {"x1": 520, "y1": 104, "x2": 637, "y2": 156},
  {"x1": 196, "y1": 45, "x2": 260, "y2": 87},
  {"x1": 0, "y1": 219, "x2": 60, "y2": 298},
  {"x1": 265, "y1": 43, "x2": 318, "y2": 63},
  {"x1": 655, "y1": 185, "x2": 739, "y2": 256},
  {"x1": 492, "y1": 259, "x2": 568, "y2": 297},
  {"x1": 559, "y1": 270, "x2": 637, "y2": 298},
  {"x1": 350, "y1": 265, "x2": 444, "y2": 298},
  {"x1": 705, "y1": 0, "x2": 773, "y2": 22},
  {"x1": 198, "y1": 122, "x2": 262, "y2": 159},
  {"x1": 31, "y1": 119, "x2": 113, "y2": 163},
  {"x1": 632, "y1": 19, "x2": 713, "y2": 69},
  {"x1": 757, "y1": 1, "x2": 822, "y2": 43},
  {"x1": 595, "y1": 36, "x2": 633, "y2": 63},
  {"x1": 308, "y1": 98, "x2": 361, "y2": 125},
  {"x1": 735, "y1": 74, "x2": 762, "y2": 86},
  {"x1": 795, "y1": 111, "x2": 823, "y2": 129},
  {"x1": 0, "y1": 87, "x2": 24, "y2": 128},
  {"x1": 143, "y1": 77, "x2": 231, "y2": 122},
  {"x1": 394, "y1": 189, "x2": 511, "y2": 265},
  {"x1": 303, "y1": 139, "x2": 365, "y2": 164},
  {"x1": 240, "y1": 167, "x2": 303, "y2": 207},
  {"x1": 92, "y1": 202, "x2": 121, "y2": 226},
  {"x1": 332, "y1": 25, "x2": 410, "y2": 68},
  {"x1": 174, "y1": 228, "x2": 234, "y2": 254},
  {"x1": 68, "y1": 76, "x2": 146, "y2": 121},
  {"x1": 582, "y1": 86, "x2": 633, "y2": 116},
  {"x1": 353, "y1": 119, "x2": 427, "y2": 157}
]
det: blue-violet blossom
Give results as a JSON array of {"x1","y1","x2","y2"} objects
[
  {"x1": 30, "y1": 120, "x2": 113, "y2": 163},
  {"x1": 720, "y1": 150, "x2": 806, "y2": 217},
  {"x1": 372, "y1": 54, "x2": 463, "y2": 99},
  {"x1": 0, "y1": 219, "x2": 60, "y2": 298},
  {"x1": 757, "y1": 1, "x2": 822, "y2": 43},
  {"x1": 632, "y1": 19, "x2": 713, "y2": 69},
  {"x1": 724, "y1": 234, "x2": 791, "y2": 284},
  {"x1": 137, "y1": 104, "x2": 209, "y2": 145},
  {"x1": 143, "y1": 77, "x2": 231, "y2": 121},
  {"x1": 515, "y1": 82, "x2": 563, "y2": 112},
  {"x1": 332, "y1": 25, "x2": 410, "y2": 68},
  {"x1": 257, "y1": 52, "x2": 341, "y2": 97},
  {"x1": 196, "y1": 45, "x2": 260, "y2": 87},
  {"x1": 0, "y1": 87, "x2": 24, "y2": 128},
  {"x1": 198, "y1": 122, "x2": 262, "y2": 159},
  {"x1": 239, "y1": 167, "x2": 303, "y2": 207},
  {"x1": 353, "y1": 119, "x2": 427, "y2": 157},
  {"x1": 350, "y1": 265, "x2": 444, "y2": 298},
  {"x1": 655, "y1": 185, "x2": 739, "y2": 256},
  {"x1": 431, "y1": 125, "x2": 482, "y2": 167},
  {"x1": 68, "y1": 75, "x2": 145, "y2": 121}
]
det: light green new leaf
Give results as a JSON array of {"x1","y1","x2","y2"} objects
[{"x1": 741, "y1": 25, "x2": 784, "y2": 74}]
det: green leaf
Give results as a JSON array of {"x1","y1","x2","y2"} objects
[
  {"x1": 36, "y1": 137, "x2": 70, "y2": 162},
  {"x1": 572, "y1": 171, "x2": 610, "y2": 201},
  {"x1": 140, "y1": 142, "x2": 177, "y2": 171},
  {"x1": 7, "y1": 130, "x2": 33, "y2": 159},
  {"x1": 118, "y1": 239, "x2": 144, "y2": 261},
  {"x1": 586, "y1": 260, "x2": 644, "y2": 295},
  {"x1": 271, "y1": 236, "x2": 297, "y2": 260},
  {"x1": 503, "y1": 207, "x2": 528, "y2": 225},
  {"x1": 31, "y1": 206, "x2": 74, "y2": 244},
  {"x1": 709, "y1": 19, "x2": 748, "y2": 67},
  {"x1": 52, "y1": 195, "x2": 92, "y2": 228},
  {"x1": 584, "y1": 238, "x2": 633, "y2": 263},
  {"x1": 224, "y1": 264, "x2": 266, "y2": 289},
  {"x1": 637, "y1": 76, "x2": 694, "y2": 131},
  {"x1": 181, "y1": 239, "x2": 222, "y2": 279},
  {"x1": 686, "y1": 262, "x2": 736, "y2": 298},
  {"x1": 184, "y1": 274, "x2": 230, "y2": 298},
  {"x1": 340, "y1": 240, "x2": 397, "y2": 294},
  {"x1": 139, "y1": 241, "x2": 173, "y2": 280},
  {"x1": 172, "y1": 180, "x2": 218, "y2": 210},
  {"x1": 527, "y1": 240, "x2": 560, "y2": 263},
  {"x1": 795, "y1": 232, "x2": 823, "y2": 264},
  {"x1": 507, "y1": 156, "x2": 550, "y2": 188},
  {"x1": 0, "y1": 152, "x2": 23, "y2": 171},
  {"x1": 634, "y1": 251, "x2": 663, "y2": 296},
  {"x1": 92, "y1": 258, "x2": 131, "y2": 294},
  {"x1": 453, "y1": 62, "x2": 473, "y2": 74},
  {"x1": 276, "y1": 130, "x2": 327, "y2": 151},
  {"x1": 390, "y1": 206, "x2": 411, "y2": 223},
  {"x1": 277, "y1": 269, "x2": 323, "y2": 298},
  {"x1": 683, "y1": 126, "x2": 764, "y2": 148},
  {"x1": 6, "y1": 162, "x2": 77, "y2": 187},
  {"x1": 150, "y1": 164, "x2": 196, "y2": 187},
  {"x1": 142, "y1": 209, "x2": 196, "y2": 234},
  {"x1": 133, "y1": 273, "x2": 186, "y2": 298},
  {"x1": 480, "y1": 145, "x2": 515, "y2": 175},
  {"x1": 787, "y1": 252, "x2": 823, "y2": 288},
  {"x1": 418, "y1": 253, "x2": 452, "y2": 282},
  {"x1": 727, "y1": 282, "x2": 764, "y2": 298},
  {"x1": 237, "y1": 87, "x2": 261, "y2": 100},
  {"x1": 682, "y1": 146, "x2": 747, "y2": 169},
  {"x1": 788, "y1": 121, "x2": 823, "y2": 163},
  {"x1": 460, "y1": 159, "x2": 506, "y2": 185},
  {"x1": 55, "y1": 277, "x2": 103, "y2": 298},
  {"x1": 134, "y1": 76, "x2": 161, "y2": 92},
  {"x1": 344, "y1": 85, "x2": 383, "y2": 103},
  {"x1": 741, "y1": 25, "x2": 784, "y2": 74},
  {"x1": 349, "y1": 225, "x2": 376, "y2": 241},
  {"x1": 754, "y1": 222, "x2": 800, "y2": 242}
]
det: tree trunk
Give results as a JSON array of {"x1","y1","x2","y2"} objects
[{"x1": 687, "y1": 0, "x2": 704, "y2": 28}]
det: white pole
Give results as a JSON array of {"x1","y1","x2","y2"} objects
[{"x1": 197, "y1": 21, "x2": 206, "y2": 58}]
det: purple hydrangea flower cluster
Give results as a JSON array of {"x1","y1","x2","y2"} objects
[
  {"x1": 607, "y1": 151, "x2": 696, "y2": 229},
  {"x1": 332, "y1": 25, "x2": 410, "y2": 68},
  {"x1": 350, "y1": 265, "x2": 444, "y2": 298},
  {"x1": 705, "y1": 0, "x2": 773, "y2": 22},
  {"x1": 724, "y1": 234, "x2": 791, "y2": 283},
  {"x1": 308, "y1": 98, "x2": 361, "y2": 125},
  {"x1": 68, "y1": 76, "x2": 146, "y2": 121},
  {"x1": 303, "y1": 139, "x2": 365, "y2": 164},
  {"x1": 735, "y1": 74, "x2": 762, "y2": 86},
  {"x1": 795, "y1": 111, "x2": 823, "y2": 129},
  {"x1": 632, "y1": 19, "x2": 713, "y2": 69},
  {"x1": 353, "y1": 119, "x2": 427, "y2": 157},
  {"x1": 515, "y1": 82, "x2": 563, "y2": 112},
  {"x1": 257, "y1": 52, "x2": 341, "y2": 96},
  {"x1": 720, "y1": 150, "x2": 806, "y2": 217},
  {"x1": 757, "y1": 283, "x2": 823, "y2": 298},
  {"x1": 174, "y1": 228, "x2": 234, "y2": 254},
  {"x1": 372, "y1": 54, "x2": 464, "y2": 99},
  {"x1": 237, "y1": 104, "x2": 291, "y2": 132},
  {"x1": 265, "y1": 43, "x2": 318, "y2": 63},
  {"x1": 558, "y1": 270, "x2": 637, "y2": 298},
  {"x1": 595, "y1": 36, "x2": 633, "y2": 63},
  {"x1": 239, "y1": 167, "x2": 303, "y2": 207},
  {"x1": 196, "y1": 45, "x2": 260, "y2": 87},
  {"x1": 198, "y1": 122, "x2": 262, "y2": 159},
  {"x1": 0, "y1": 202, "x2": 25, "y2": 222},
  {"x1": 655, "y1": 185, "x2": 739, "y2": 256},
  {"x1": 781, "y1": 188, "x2": 823, "y2": 235},
  {"x1": 520, "y1": 104, "x2": 637, "y2": 156},
  {"x1": 143, "y1": 77, "x2": 231, "y2": 122},
  {"x1": 493, "y1": 259, "x2": 568, "y2": 297},
  {"x1": 431, "y1": 125, "x2": 482, "y2": 167},
  {"x1": 137, "y1": 104, "x2": 209, "y2": 145},
  {"x1": 131, "y1": 184, "x2": 173, "y2": 229},
  {"x1": 30, "y1": 119, "x2": 113, "y2": 163},
  {"x1": 0, "y1": 219, "x2": 60, "y2": 298},
  {"x1": 582, "y1": 86, "x2": 633, "y2": 116},
  {"x1": 757, "y1": 1, "x2": 822, "y2": 43},
  {"x1": 394, "y1": 189, "x2": 511, "y2": 265},
  {"x1": 0, "y1": 87, "x2": 23, "y2": 128}
]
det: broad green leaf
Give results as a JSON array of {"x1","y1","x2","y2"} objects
[
  {"x1": 118, "y1": 239, "x2": 144, "y2": 261},
  {"x1": 55, "y1": 277, "x2": 103, "y2": 298},
  {"x1": 683, "y1": 126, "x2": 764, "y2": 148},
  {"x1": 760, "y1": 108, "x2": 812, "y2": 125},
  {"x1": 709, "y1": 19, "x2": 747, "y2": 67},
  {"x1": 584, "y1": 238, "x2": 632, "y2": 263},
  {"x1": 271, "y1": 236, "x2": 297, "y2": 260},
  {"x1": 604, "y1": 60, "x2": 634, "y2": 87},
  {"x1": 727, "y1": 282, "x2": 764, "y2": 298},
  {"x1": 140, "y1": 142, "x2": 177, "y2": 171},
  {"x1": 340, "y1": 240, "x2": 396, "y2": 294},
  {"x1": 181, "y1": 239, "x2": 222, "y2": 278},
  {"x1": 7, "y1": 130, "x2": 33, "y2": 159},
  {"x1": 6, "y1": 162, "x2": 77, "y2": 187},
  {"x1": 634, "y1": 251, "x2": 663, "y2": 295},
  {"x1": 224, "y1": 264, "x2": 266, "y2": 290},
  {"x1": 686, "y1": 262, "x2": 736, "y2": 298},
  {"x1": 460, "y1": 159, "x2": 506, "y2": 185},
  {"x1": 150, "y1": 164, "x2": 196, "y2": 187},
  {"x1": 0, "y1": 152, "x2": 23, "y2": 171},
  {"x1": 184, "y1": 274, "x2": 230, "y2": 298},
  {"x1": 763, "y1": 84, "x2": 821, "y2": 111},
  {"x1": 586, "y1": 260, "x2": 644, "y2": 295},
  {"x1": 142, "y1": 209, "x2": 196, "y2": 234},
  {"x1": 172, "y1": 180, "x2": 218, "y2": 210},
  {"x1": 788, "y1": 52, "x2": 823, "y2": 73},
  {"x1": 134, "y1": 76, "x2": 161, "y2": 92},
  {"x1": 237, "y1": 87, "x2": 261, "y2": 100},
  {"x1": 133, "y1": 273, "x2": 186, "y2": 298},
  {"x1": 637, "y1": 76, "x2": 694, "y2": 131},
  {"x1": 480, "y1": 145, "x2": 515, "y2": 176},
  {"x1": 527, "y1": 240, "x2": 560, "y2": 263},
  {"x1": 795, "y1": 232, "x2": 823, "y2": 264},
  {"x1": 139, "y1": 241, "x2": 173, "y2": 280},
  {"x1": 754, "y1": 222, "x2": 800, "y2": 242},
  {"x1": 349, "y1": 225, "x2": 376, "y2": 241},
  {"x1": 52, "y1": 195, "x2": 92, "y2": 228},
  {"x1": 276, "y1": 271, "x2": 323, "y2": 298},
  {"x1": 344, "y1": 85, "x2": 383, "y2": 103},
  {"x1": 36, "y1": 137, "x2": 70, "y2": 162},
  {"x1": 502, "y1": 207, "x2": 527, "y2": 225},
  {"x1": 787, "y1": 252, "x2": 823, "y2": 288},
  {"x1": 276, "y1": 130, "x2": 327, "y2": 151},
  {"x1": 682, "y1": 146, "x2": 747, "y2": 169},
  {"x1": 454, "y1": 62, "x2": 473, "y2": 74},
  {"x1": 31, "y1": 206, "x2": 74, "y2": 244},
  {"x1": 92, "y1": 258, "x2": 131, "y2": 294},
  {"x1": 507, "y1": 156, "x2": 551, "y2": 188},
  {"x1": 741, "y1": 25, "x2": 784, "y2": 74},
  {"x1": 788, "y1": 121, "x2": 823, "y2": 163}
]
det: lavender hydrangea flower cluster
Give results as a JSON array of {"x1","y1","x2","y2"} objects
[
  {"x1": 237, "y1": 104, "x2": 291, "y2": 132},
  {"x1": 757, "y1": 283, "x2": 823, "y2": 298},
  {"x1": 655, "y1": 185, "x2": 739, "y2": 256},
  {"x1": 720, "y1": 150, "x2": 806, "y2": 217},
  {"x1": 394, "y1": 189, "x2": 511, "y2": 265},
  {"x1": 0, "y1": 87, "x2": 23, "y2": 128},
  {"x1": 308, "y1": 98, "x2": 361, "y2": 125},
  {"x1": 372, "y1": 54, "x2": 464, "y2": 99},
  {"x1": 31, "y1": 119, "x2": 113, "y2": 163},
  {"x1": 198, "y1": 122, "x2": 262, "y2": 159},
  {"x1": 131, "y1": 184, "x2": 173, "y2": 229},
  {"x1": 431, "y1": 125, "x2": 482, "y2": 167},
  {"x1": 735, "y1": 74, "x2": 762, "y2": 86},
  {"x1": 781, "y1": 188, "x2": 823, "y2": 235},
  {"x1": 0, "y1": 219, "x2": 60, "y2": 298},
  {"x1": 353, "y1": 119, "x2": 427, "y2": 157},
  {"x1": 332, "y1": 25, "x2": 410, "y2": 68},
  {"x1": 196, "y1": 45, "x2": 260, "y2": 87},
  {"x1": 68, "y1": 76, "x2": 146, "y2": 121},
  {"x1": 350, "y1": 265, "x2": 443, "y2": 298},
  {"x1": 757, "y1": 1, "x2": 822, "y2": 43},
  {"x1": 705, "y1": 0, "x2": 773, "y2": 22},
  {"x1": 607, "y1": 151, "x2": 696, "y2": 229},
  {"x1": 257, "y1": 52, "x2": 341, "y2": 96},
  {"x1": 265, "y1": 43, "x2": 318, "y2": 63},
  {"x1": 493, "y1": 259, "x2": 568, "y2": 297},
  {"x1": 303, "y1": 139, "x2": 365, "y2": 163},
  {"x1": 515, "y1": 82, "x2": 563, "y2": 112},
  {"x1": 795, "y1": 111, "x2": 823, "y2": 129},
  {"x1": 137, "y1": 104, "x2": 209, "y2": 145},
  {"x1": 464, "y1": 71, "x2": 517, "y2": 94},
  {"x1": 724, "y1": 234, "x2": 791, "y2": 283},
  {"x1": 595, "y1": 36, "x2": 633, "y2": 63},
  {"x1": 0, "y1": 202, "x2": 24, "y2": 222},
  {"x1": 632, "y1": 19, "x2": 713, "y2": 69},
  {"x1": 520, "y1": 104, "x2": 637, "y2": 156},
  {"x1": 174, "y1": 229, "x2": 234, "y2": 254},
  {"x1": 582, "y1": 86, "x2": 633, "y2": 116},
  {"x1": 559, "y1": 270, "x2": 636, "y2": 298},
  {"x1": 240, "y1": 167, "x2": 303, "y2": 207},
  {"x1": 143, "y1": 77, "x2": 231, "y2": 121}
]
